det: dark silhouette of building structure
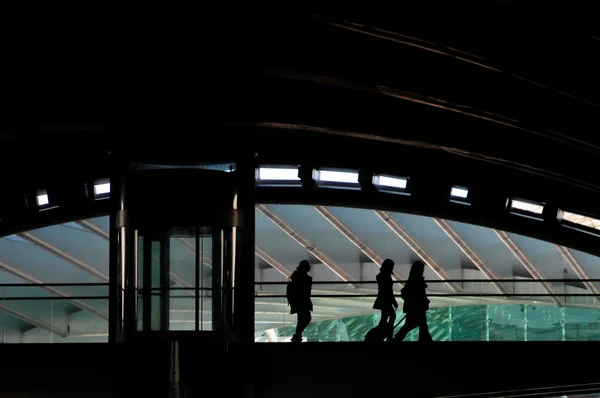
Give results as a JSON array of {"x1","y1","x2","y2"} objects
[{"x1": 3, "y1": 1, "x2": 600, "y2": 396}]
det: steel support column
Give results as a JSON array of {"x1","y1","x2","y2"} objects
[{"x1": 233, "y1": 153, "x2": 256, "y2": 341}]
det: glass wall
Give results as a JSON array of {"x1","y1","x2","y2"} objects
[
  {"x1": 135, "y1": 226, "x2": 232, "y2": 332},
  {"x1": 0, "y1": 217, "x2": 109, "y2": 343},
  {"x1": 254, "y1": 205, "x2": 600, "y2": 342}
]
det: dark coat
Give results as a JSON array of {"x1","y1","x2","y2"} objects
[
  {"x1": 400, "y1": 277, "x2": 430, "y2": 314},
  {"x1": 289, "y1": 270, "x2": 313, "y2": 314},
  {"x1": 373, "y1": 271, "x2": 398, "y2": 310}
]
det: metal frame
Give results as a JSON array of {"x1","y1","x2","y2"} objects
[
  {"x1": 313, "y1": 206, "x2": 405, "y2": 281},
  {"x1": 17, "y1": 232, "x2": 109, "y2": 282},
  {"x1": 373, "y1": 210, "x2": 461, "y2": 293},
  {"x1": 257, "y1": 204, "x2": 358, "y2": 287},
  {"x1": 494, "y1": 230, "x2": 563, "y2": 307},
  {"x1": 556, "y1": 245, "x2": 600, "y2": 304},
  {"x1": 434, "y1": 218, "x2": 511, "y2": 295}
]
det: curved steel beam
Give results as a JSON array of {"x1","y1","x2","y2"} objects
[
  {"x1": 373, "y1": 210, "x2": 461, "y2": 293},
  {"x1": 493, "y1": 230, "x2": 563, "y2": 307},
  {"x1": 434, "y1": 218, "x2": 511, "y2": 295},
  {"x1": 1, "y1": 304, "x2": 69, "y2": 338},
  {"x1": 255, "y1": 247, "x2": 291, "y2": 278},
  {"x1": 0, "y1": 260, "x2": 107, "y2": 319},
  {"x1": 556, "y1": 245, "x2": 600, "y2": 303},
  {"x1": 229, "y1": 121, "x2": 600, "y2": 194},
  {"x1": 75, "y1": 219, "x2": 109, "y2": 240},
  {"x1": 308, "y1": 14, "x2": 600, "y2": 109},
  {"x1": 263, "y1": 70, "x2": 600, "y2": 157},
  {"x1": 174, "y1": 237, "x2": 213, "y2": 269},
  {"x1": 313, "y1": 205, "x2": 405, "y2": 281},
  {"x1": 256, "y1": 204, "x2": 358, "y2": 287},
  {"x1": 17, "y1": 231, "x2": 109, "y2": 282},
  {"x1": 75, "y1": 220, "x2": 196, "y2": 290}
]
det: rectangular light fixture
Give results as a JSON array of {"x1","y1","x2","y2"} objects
[
  {"x1": 509, "y1": 198, "x2": 544, "y2": 221},
  {"x1": 257, "y1": 167, "x2": 299, "y2": 181},
  {"x1": 36, "y1": 193, "x2": 49, "y2": 207},
  {"x1": 511, "y1": 199, "x2": 543, "y2": 215},
  {"x1": 317, "y1": 170, "x2": 359, "y2": 184},
  {"x1": 560, "y1": 210, "x2": 600, "y2": 231},
  {"x1": 376, "y1": 175, "x2": 408, "y2": 189},
  {"x1": 450, "y1": 186, "x2": 469, "y2": 199},
  {"x1": 94, "y1": 182, "x2": 111, "y2": 196}
]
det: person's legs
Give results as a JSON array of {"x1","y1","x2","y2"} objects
[
  {"x1": 394, "y1": 314, "x2": 417, "y2": 342},
  {"x1": 417, "y1": 312, "x2": 432, "y2": 342},
  {"x1": 379, "y1": 307, "x2": 394, "y2": 326},
  {"x1": 292, "y1": 311, "x2": 312, "y2": 341}
]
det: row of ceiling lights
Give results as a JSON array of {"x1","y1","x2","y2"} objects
[
  {"x1": 255, "y1": 166, "x2": 600, "y2": 237},
  {"x1": 34, "y1": 181, "x2": 111, "y2": 210},
  {"x1": 27, "y1": 167, "x2": 600, "y2": 238}
]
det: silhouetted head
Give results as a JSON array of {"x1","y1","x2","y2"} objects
[
  {"x1": 381, "y1": 258, "x2": 395, "y2": 274},
  {"x1": 409, "y1": 261, "x2": 425, "y2": 279},
  {"x1": 298, "y1": 260, "x2": 311, "y2": 273}
]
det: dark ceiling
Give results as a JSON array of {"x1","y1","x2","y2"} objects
[{"x1": 6, "y1": 1, "x2": 600, "y2": 208}]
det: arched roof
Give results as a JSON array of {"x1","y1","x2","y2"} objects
[{"x1": 1, "y1": 204, "x2": 598, "y2": 342}]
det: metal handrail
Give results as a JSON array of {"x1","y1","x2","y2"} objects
[
  {"x1": 255, "y1": 279, "x2": 600, "y2": 284},
  {"x1": 0, "y1": 283, "x2": 109, "y2": 287}
]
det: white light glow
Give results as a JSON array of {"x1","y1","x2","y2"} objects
[
  {"x1": 377, "y1": 175, "x2": 407, "y2": 189},
  {"x1": 94, "y1": 182, "x2": 111, "y2": 196},
  {"x1": 36, "y1": 193, "x2": 49, "y2": 206},
  {"x1": 511, "y1": 199, "x2": 543, "y2": 215},
  {"x1": 258, "y1": 167, "x2": 299, "y2": 181},
  {"x1": 318, "y1": 170, "x2": 359, "y2": 184},
  {"x1": 450, "y1": 186, "x2": 469, "y2": 199},
  {"x1": 562, "y1": 211, "x2": 600, "y2": 231}
]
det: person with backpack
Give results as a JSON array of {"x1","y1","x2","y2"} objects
[
  {"x1": 372, "y1": 258, "x2": 398, "y2": 342},
  {"x1": 287, "y1": 260, "x2": 313, "y2": 342},
  {"x1": 393, "y1": 260, "x2": 432, "y2": 342}
]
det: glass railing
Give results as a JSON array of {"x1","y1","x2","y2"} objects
[
  {"x1": 254, "y1": 279, "x2": 600, "y2": 342},
  {"x1": 0, "y1": 283, "x2": 109, "y2": 343}
]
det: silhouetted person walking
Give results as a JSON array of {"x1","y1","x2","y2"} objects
[
  {"x1": 373, "y1": 259, "x2": 398, "y2": 342},
  {"x1": 287, "y1": 260, "x2": 312, "y2": 342},
  {"x1": 394, "y1": 261, "x2": 432, "y2": 342}
]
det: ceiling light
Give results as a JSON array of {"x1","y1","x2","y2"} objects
[
  {"x1": 257, "y1": 167, "x2": 299, "y2": 181},
  {"x1": 36, "y1": 193, "x2": 49, "y2": 207},
  {"x1": 511, "y1": 199, "x2": 543, "y2": 215},
  {"x1": 450, "y1": 186, "x2": 469, "y2": 199},
  {"x1": 94, "y1": 182, "x2": 111, "y2": 196},
  {"x1": 317, "y1": 170, "x2": 359, "y2": 184},
  {"x1": 376, "y1": 175, "x2": 408, "y2": 189},
  {"x1": 560, "y1": 210, "x2": 600, "y2": 231}
]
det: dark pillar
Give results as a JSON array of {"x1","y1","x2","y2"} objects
[
  {"x1": 109, "y1": 158, "x2": 124, "y2": 342},
  {"x1": 234, "y1": 152, "x2": 256, "y2": 342}
]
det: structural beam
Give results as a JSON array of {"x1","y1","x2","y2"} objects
[
  {"x1": 255, "y1": 246, "x2": 292, "y2": 278},
  {"x1": 0, "y1": 260, "x2": 108, "y2": 319},
  {"x1": 75, "y1": 219, "x2": 109, "y2": 240},
  {"x1": 556, "y1": 245, "x2": 600, "y2": 303},
  {"x1": 2, "y1": 304, "x2": 69, "y2": 338},
  {"x1": 75, "y1": 220, "x2": 196, "y2": 289},
  {"x1": 175, "y1": 237, "x2": 213, "y2": 268},
  {"x1": 494, "y1": 230, "x2": 563, "y2": 307},
  {"x1": 314, "y1": 206, "x2": 405, "y2": 281},
  {"x1": 434, "y1": 218, "x2": 511, "y2": 295},
  {"x1": 256, "y1": 204, "x2": 358, "y2": 287},
  {"x1": 373, "y1": 210, "x2": 461, "y2": 293},
  {"x1": 17, "y1": 231, "x2": 109, "y2": 282}
]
